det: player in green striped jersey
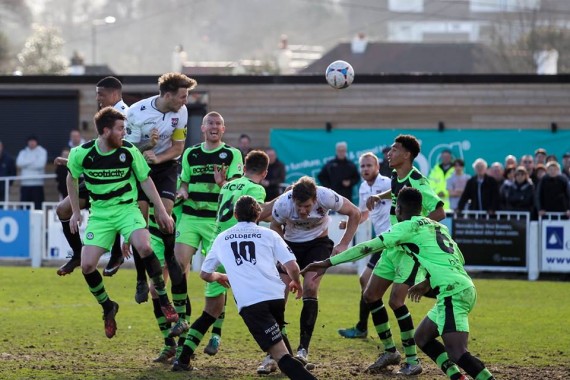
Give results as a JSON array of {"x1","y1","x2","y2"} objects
[
  {"x1": 173, "y1": 150, "x2": 270, "y2": 371},
  {"x1": 302, "y1": 187, "x2": 495, "y2": 380},
  {"x1": 66, "y1": 107, "x2": 177, "y2": 339},
  {"x1": 172, "y1": 111, "x2": 243, "y2": 354}
]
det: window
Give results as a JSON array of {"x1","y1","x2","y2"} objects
[
  {"x1": 470, "y1": 0, "x2": 541, "y2": 12},
  {"x1": 389, "y1": 0, "x2": 423, "y2": 13}
]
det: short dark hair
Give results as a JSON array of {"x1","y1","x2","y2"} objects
[
  {"x1": 235, "y1": 195, "x2": 261, "y2": 222},
  {"x1": 292, "y1": 176, "x2": 317, "y2": 203},
  {"x1": 26, "y1": 135, "x2": 38, "y2": 143},
  {"x1": 397, "y1": 187, "x2": 423, "y2": 215},
  {"x1": 94, "y1": 106, "x2": 126, "y2": 135},
  {"x1": 395, "y1": 134, "x2": 420, "y2": 160},
  {"x1": 158, "y1": 72, "x2": 197, "y2": 95},
  {"x1": 239, "y1": 134, "x2": 251, "y2": 141},
  {"x1": 96, "y1": 76, "x2": 122, "y2": 89},
  {"x1": 244, "y1": 150, "x2": 269, "y2": 174},
  {"x1": 453, "y1": 158, "x2": 465, "y2": 167}
]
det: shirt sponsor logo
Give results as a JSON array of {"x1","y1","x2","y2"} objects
[
  {"x1": 86, "y1": 168, "x2": 129, "y2": 178},
  {"x1": 191, "y1": 164, "x2": 215, "y2": 174}
]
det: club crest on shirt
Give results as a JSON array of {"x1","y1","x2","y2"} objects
[
  {"x1": 126, "y1": 127, "x2": 132, "y2": 135},
  {"x1": 316, "y1": 206, "x2": 326, "y2": 216},
  {"x1": 219, "y1": 152, "x2": 228, "y2": 159},
  {"x1": 119, "y1": 153, "x2": 126, "y2": 162},
  {"x1": 171, "y1": 118, "x2": 179, "y2": 128}
]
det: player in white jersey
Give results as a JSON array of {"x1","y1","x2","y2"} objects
[
  {"x1": 338, "y1": 152, "x2": 391, "y2": 339},
  {"x1": 124, "y1": 73, "x2": 197, "y2": 304},
  {"x1": 55, "y1": 76, "x2": 129, "y2": 277},
  {"x1": 173, "y1": 195, "x2": 316, "y2": 380},
  {"x1": 271, "y1": 176, "x2": 360, "y2": 365}
]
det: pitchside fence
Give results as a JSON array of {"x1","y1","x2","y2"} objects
[{"x1": 2, "y1": 177, "x2": 569, "y2": 279}]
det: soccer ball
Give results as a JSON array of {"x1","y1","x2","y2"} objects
[{"x1": 325, "y1": 60, "x2": 354, "y2": 89}]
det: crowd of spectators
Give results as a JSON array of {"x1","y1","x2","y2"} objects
[{"x1": 427, "y1": 147, "x2": 570, "y2": 219}]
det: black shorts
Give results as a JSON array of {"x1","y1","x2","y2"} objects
[
  {"x1": 366, "y1": 251, "x2": 382, "y2": 270},
  {"x1": 78, "y1": 180, "x2": 90, "y2": 207},
  {"x1": 137, "y1": 160, "x2": 178, "y2": 202},
  {"x1": 240, "y1": 299, "x2": 285, "y2": 352},
  {"x1": 285, "y1": 236, "x2": 334, "y2": 271}
]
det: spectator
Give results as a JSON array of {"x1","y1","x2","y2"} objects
[
  {"x1": 261, "y1": 147, "x2": 286, "y2": 201},
  {"x1": 68, "y1": 128, "x2": 85, "y2": 149},
  {"x1": 238, "y1": 133, "x2": 252, "y2": 157},
  {"x1": 0, "y1": 140, "x2": 17, "y2": 202},
  {"x1": 535, "y1": 161, "x2": 570, "y2": 218},
  {"x1": 379, "y1": 146, "x2": 392, "y2": 177},
  {"x1": 520, "y1": 154, "x2": 536, "y2": 184},
  {"x1": 499, "y1": 165, "x2": 516, "y2": 209},
  {"x1": 317, "y1": 141, "x2": 360, "y2": 201},
  {"x1": 55, "y1": 147, "x2": 70, "y2": 200},
  {"x1": 428, "y1": 149, "x2": 454, "y2": 210},
  {"x1": 16, "y1": 135, "x2": 47, "y2": 209},
  {"x1": 534, "y1": 164, "x2": 547, "y2": 182},
  {"x1": 446, "y1": 158, "x2": 470, "y2": 211},
  {"x1": 534, "y1": 148, "x2": 547, "y2": 165},
  {"x1": 545, "y1": 154, "x2": 558, "y2": 164},
  {"x1": 457, "y1": 158, "x2": 499, "y2": 214},
  {"x1": 488, "y1": 162, "x2": 505, "y2": 188},
  {"x1": 504, "y1": 154, "x2": 517, "y2": 168},
  {"x1": 501, "y1": 166, "x2": 534, "y2": 213},
  {"x1": 561, "y1": 152, "x2": 570, "y2": 180}
]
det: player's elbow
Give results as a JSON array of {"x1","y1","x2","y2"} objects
[{"x1": 199, "y1": 271, "x2": 212, "y2": 282}]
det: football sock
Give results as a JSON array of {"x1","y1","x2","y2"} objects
[
  {"x1": 281, "y1": 324, "x2": 293, "y2": 355},
  {"x1": 171, "y1": 275, "x2": 189, "y2": 320},
  {"x1": 109, "y1": 234, "x2": 122, "y2": 261},
  {"x1": 132, "y1": 246, "x2": 147, "y2": 282},
  {"x1": 356, "y1": 295, "x2": 370, "y2": 332},
  {"x1": 163, "y1": 231, "x2": 183, "y2": 285},
  {"x1": 368, "y1": 299, "x2": 396, "y2": 352},
  {"x1": 277, "y1": 354, "x2": 317, "y2": 380},
  {"x1": 152, "y1": 297, "x2": 172, "y2": 341},
  {"x1": 212, "y1": 306, "x2": 225, "y2": 338},
  {"x1": 299, "y1": 297, "x2": 318, "y2": 351},
  {"x1": 61, "y1": 219, "x2": 82, "y2": 260},
  {"x1": 420, "y1": 339, "x2": 462, "y2": 379},
  {"x1": 142, "y1": 254, "x2": 168, "y2": 304},
  {"x1": 179, "y1": 311, "x2": 217, "y2": 364},
  {"x1": 83, "y1": 270, "x2": 111, "y2": 310},
  {"x1": 394, "y1": 305, "x2": 419, "y2": 365},
  {"x1": 457, "y1": 352, "x2": 495, "y2": 380}
]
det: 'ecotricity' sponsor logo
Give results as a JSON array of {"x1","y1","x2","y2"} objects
[{"x1": 86, "y1": 168, "x2": 128, "y2": 178}]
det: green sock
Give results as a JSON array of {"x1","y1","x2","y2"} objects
[{"x1": 368, "y1": 299, "x2": 396, "y2": 352}]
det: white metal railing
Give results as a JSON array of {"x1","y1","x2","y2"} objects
[{"x1": 0, "y1": 174, "x2": 57, "y2": 203}]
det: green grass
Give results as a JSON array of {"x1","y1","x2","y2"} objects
[{"x1": 0, "y1": 266, "x2": 569, "y2": 379}]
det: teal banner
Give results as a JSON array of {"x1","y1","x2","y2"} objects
[{"x1": 270, "y1": 129, "x2": 570, "y2": 184}]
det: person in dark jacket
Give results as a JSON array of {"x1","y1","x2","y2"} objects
[
  {"x1": 262, "y1": 147, "x2": 286, "y2": 201},
  {"x1": 501, "y1": 166, "x2": 534, "y2": 212},
  {"x1": 317, "y1": 141, "x2": 360, "y2": 201},
  {"x1": 535, "y1": 161, "x2": 570, "y2": 218},
  {"x1": 0, "y1": 140, "x2": 17, "y2": 202},
  {"x1": 456, "y1": 158, "x2": 499, "y2": 214},
  {"x1": 55, "y1": 148, "x2": 70, "y2": 200}
]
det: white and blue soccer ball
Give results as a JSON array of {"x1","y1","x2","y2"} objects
[{"x1": 325, "y1": 60, "x2": 355, "y2": 89}]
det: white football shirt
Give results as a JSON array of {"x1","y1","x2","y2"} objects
[
  {"x1": 358, "y1": 174, "x2": 391, "y2": 234},
  {"x1": 125, "y1": 95, "x2": 187, "y2": 157},
  {"x1": 113, "y1": 99, "x2": 129, "y2": 115},
  {"x1": 202, "y1": 222, "x2": 296, "y2": 312},
  {"x1": 272, "y1": 186, "x2": 344, "y2": 242}
]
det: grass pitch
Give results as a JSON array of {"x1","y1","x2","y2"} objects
[{"x1": 1, "y1": 266, "x2": 569, "y2": 379}]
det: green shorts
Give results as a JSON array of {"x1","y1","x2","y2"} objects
[
  {"x1": 84, "y1": 205, "x2": 146, "y2": 251},
  {"x1": 427, "y1": 286, "x2": 477, "y2": 335},
  {"x1": 372, "y1": 246, "x2": 425, "y2": 286},
  {"x1": 176, "y1": 215, "x2": 216, "y2": 256},
  {"x1": 204, "y1": 264, "x2": 227, "y2": 298}
]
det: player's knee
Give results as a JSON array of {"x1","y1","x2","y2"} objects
[
  {"x1": 135, "y1": 243, "x2": 153, "y2": 258},
  {"x1": 81, "y1": 261, "x2": 96, "y2": 274},
  {"x1": 414, "y1": 331, "x2": 429, "y2": 349},
  {"x1": 55, "y1": 201, "x2": 71, "y2": 220},
  {"x1": 362, "y1": 288, "x2": 379, "y2": 304}
]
